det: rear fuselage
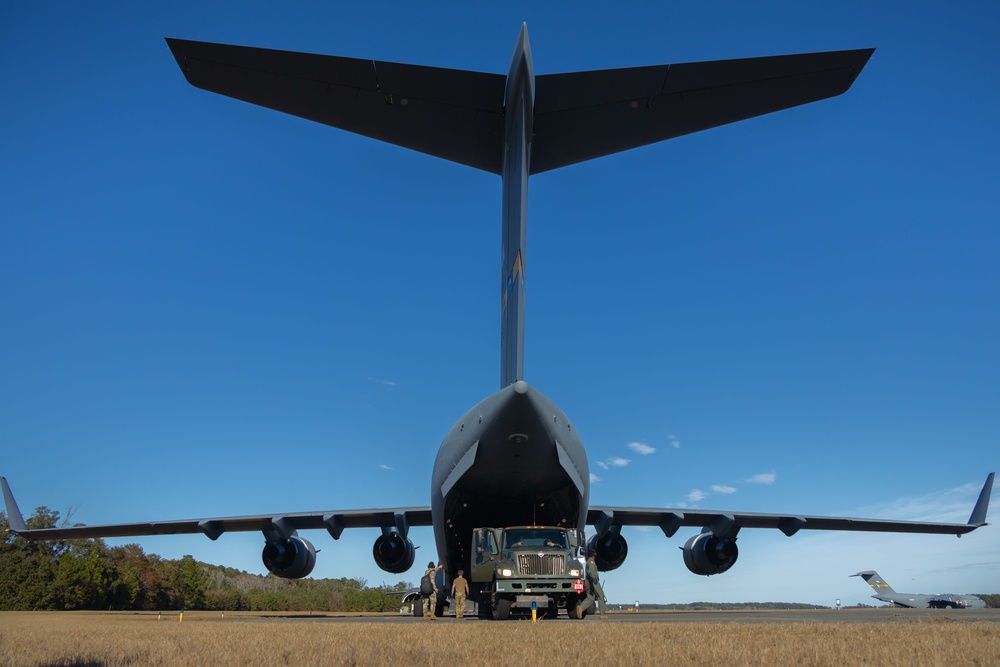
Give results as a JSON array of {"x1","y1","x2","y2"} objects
[{"x1": 430, "y1": 381, "x2": 589, "y2": 578}]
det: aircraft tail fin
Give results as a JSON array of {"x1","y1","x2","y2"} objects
[
  {"x1": 967, "y1": 472, "x2": 994, "y2": 526},
  {"x1": 851, "y1": 570, "x2": 895, "y2": 594},
  {"x1": 1, "y1": 477, "x2": 29, "y2": 533}
]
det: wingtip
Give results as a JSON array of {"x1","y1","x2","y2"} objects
[
  {"x1": 967, "y1": 472, "x2": 994, "y2": 527},
  {"x1": 1, "y1": 476, "x2": 28, "y2": 533}
]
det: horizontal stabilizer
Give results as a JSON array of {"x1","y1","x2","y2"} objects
[
  {"x1": 165, "y1": 38, "x2": 506, "y2": 173},
  {"x1": 531, "y1": 48, "x2": 874, "y2": 173},
  {"x1": 166, "y1": 39, "x2": 873, "y2": 177}
]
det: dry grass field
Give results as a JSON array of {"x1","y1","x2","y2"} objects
[{"x1": 2, "y1": 611, "x2": 999, "y2": 666}]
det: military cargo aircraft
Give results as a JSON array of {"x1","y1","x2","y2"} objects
[
  {"x1": 2, "y1": 26, "x2": 994, "y2": 613},
  {"x1": 852, "y1": 570, "x2": 987, "y2": 608}
]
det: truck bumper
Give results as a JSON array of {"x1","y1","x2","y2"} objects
[{"x1": 495, "y1": 579, "x2": 581, "y2": 605}]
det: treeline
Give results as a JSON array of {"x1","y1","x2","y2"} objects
[{"x1": 1, "y1": 507, "x2": 409, "y2": 612}]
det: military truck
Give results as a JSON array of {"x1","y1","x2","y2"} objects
[{"x1": 470, "y1": 525, "x2": 588, "y2": 620}]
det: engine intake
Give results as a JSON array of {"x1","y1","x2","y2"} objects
[
  {"x1": 262, "y1": 535, "x2": 317, "y2": 579},
  {"x1": 373, "y1": 531, "x2": 415, "y2": 574},
  {"x1": 682, "y1": 531, "x2": 738, "y2": 576},
  {"x1": 587, "y1": 529, "x2": 628, "y2": 571}
]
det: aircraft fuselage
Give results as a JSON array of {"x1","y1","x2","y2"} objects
[{"x1": 431, "y1": 381, "x2": 590, "y2": 579}]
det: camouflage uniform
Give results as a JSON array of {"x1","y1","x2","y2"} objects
[
  {"x1": 580, "y1": 555, "x2": 608, "y2": 618},
  {"x1": 422, "y1": 565, "x2": 438, "y2": 619},
  {"x1": 451, "y1": 573, "x2": 469, "y2": 619}
]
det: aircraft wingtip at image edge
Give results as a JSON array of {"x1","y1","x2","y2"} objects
[
  {"x1": 1, "y1": 476, "x2": 29, "y2": 534},
  {"x1": 966, "y1": 472, "x2": 994, "y2": 528}
]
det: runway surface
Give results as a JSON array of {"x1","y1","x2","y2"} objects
[{"x1": 248, "y1": 607, "x2": 1000, "y2": 624}]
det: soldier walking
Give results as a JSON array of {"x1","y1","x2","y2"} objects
[
  {"x1": 421, "y1": 560, "x2": 438, "y2": 619},
  {"x1": 578, "y1": 550, "x2": 609, "y2": 619},
  {"x1": 451, "y1": 569, "x2": 469, "y2": 619}
]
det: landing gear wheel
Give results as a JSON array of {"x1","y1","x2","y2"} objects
[
  {"x1": 478, "y1": 595, "x2": 492, "y2": 619},
  {"x1": 493, "y1": 597, "x2": 511, "y2": 620}
]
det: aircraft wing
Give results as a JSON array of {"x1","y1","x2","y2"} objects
[
  {"x1": 2, "y1": 476, "x2": 430, "y2": 542},
  {"x1": 531, "y1": 48, "x2": 875, "y2": 173},
  {"x1": 588, "y1": 472, "x2": 994, "y2": 538},
  {"x1": 164, "y1": 38, "x2": 506, "y2": 173}
]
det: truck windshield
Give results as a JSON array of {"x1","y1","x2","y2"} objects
[{"x1": 504, "y1": 530, "x2": 567, "y2": 549}]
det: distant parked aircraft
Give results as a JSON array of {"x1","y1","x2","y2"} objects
[{"x1": 852, "y1": 570, "x2": 987, "y2": 608}]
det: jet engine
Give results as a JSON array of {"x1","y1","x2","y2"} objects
[
  {"x1": 682, "y1": 531, "x2": 738, "y2": 576},
  {"x1": 587, "y1": 529, "x2": 628, "y2": 571},
  {"x1": 373, "y1": 530, "x2": 416, "y2": 574},
  {"x1": 262, "y1": 535, "x2": 317, "y2": 579}
]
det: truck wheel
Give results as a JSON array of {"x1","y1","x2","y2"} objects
[
  {"x1": 567, "y1": 598, "x2": 581, "y2": 619},
  {"x1": 493, "y1": 597, "x2": 511, "y2": 620},
  {"x1": 412, "y1": 598, "x2": 423, "y2": 617}
]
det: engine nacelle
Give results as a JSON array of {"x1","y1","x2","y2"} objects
[
  {"x1": 587, "y1": 530, "x2": 628, "y2": 571},
  {"x1": 682, "y1": 532, "x2": 738, "y2": 576},
  {"x1": 262, "y1": 535, "x2": 317, "y2": 579},
  {"x1": 373, "y1": 531, "x2": 415, "y2": 574}
]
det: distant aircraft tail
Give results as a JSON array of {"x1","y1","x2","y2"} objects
[{"x1": 852, "y1": 570, "x2": 895, "y2": 594}]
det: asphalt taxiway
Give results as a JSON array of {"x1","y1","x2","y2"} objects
[{"x1": 250, "y1": 607, "x2": 1000, "y2": 624}]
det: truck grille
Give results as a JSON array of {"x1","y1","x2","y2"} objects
[{"x1": 516, "y1": 554, "x2": 566, "y2": 576}]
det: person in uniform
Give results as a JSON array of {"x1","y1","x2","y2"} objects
[
  {"x1": 450, "y1": 569, "x2": 470, "y2": 619},
  {"x1": 578, "y1": 550, "x2": 608, "y2": 619},
  {"x1": 434, "y1": 562, "x2": 448, "y2": 618},
  {"x1": 422, "y1": 560, "x2": 438, "y2": 619}
]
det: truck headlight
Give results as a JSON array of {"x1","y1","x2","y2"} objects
[
  {"x1": 500, "y1": 568, "x2": 513, "y2": 577},
  {"x1": 568, "y1": 568, "x2": 581, "y2": 577}
]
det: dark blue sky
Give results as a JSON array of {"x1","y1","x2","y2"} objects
[{"x1": 2, "y1": 2, "x2": 997, "y2": 605}]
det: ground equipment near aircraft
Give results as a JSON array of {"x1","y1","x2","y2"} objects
[{"x1": 470, "y1": 526, "x2": 588, "y2": 619}]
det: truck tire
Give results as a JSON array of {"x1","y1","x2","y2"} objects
[
  {"x1": 493, "y1": 597, "x2": 511, "y2": 620},
  {"x1": 413, "y1": 597, "x2": 423, "y2": 617}
]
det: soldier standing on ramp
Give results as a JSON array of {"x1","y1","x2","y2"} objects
[
  {"x1": 451, "y1": 569, "x2": 469, "y2": 619},
  {"x1": 578, "y1": 550, "x2": 609, "y2": 619}
]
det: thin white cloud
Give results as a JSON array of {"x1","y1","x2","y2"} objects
[
  {"x1": 368, "y1": 377, "x2": 396, "y2": 389},
  {"x1": 596, "y1": 461, "x2": 608, "y2": 470},
  {"x1": 711, "y1": 485, "x2": 737, "y2": 494},
  {"x1": 590, "y1": 474, "x2": 602, "y2": 483},
  {"x1": 746, "y1": 472, "x2": 776, "y2": 485},
  {"x1": 378, "y1": 464, "x2": 393, "y2": 471},
  {"x1": 627, "y1": 442, "x2": 656, "y2": 455},
  {"x1": 607, "y1": 457, "x2": 631, "y2": 467},
  {"x1": 687, "y1": 489, "x2": 706, "y2": 502},
  {"x1": 668, "y1": 434, "x2": 681, "y2": 448}
]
